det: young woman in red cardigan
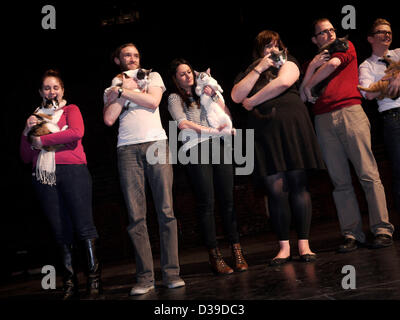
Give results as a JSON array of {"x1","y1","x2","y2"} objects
[{"x1": 20, "y1": 69, "x2": 102, "y2": 300}]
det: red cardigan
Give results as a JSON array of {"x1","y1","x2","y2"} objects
[
  {"x1": 20, "y1": 104, "x2": 87, "y2": 168},
  {"x1": 312, "y1": 40, "x2": 362, "y2": 115}
]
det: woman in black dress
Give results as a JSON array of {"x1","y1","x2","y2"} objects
[{"x1": 231, "y1": 30, "x2": 325, "y2": 265}]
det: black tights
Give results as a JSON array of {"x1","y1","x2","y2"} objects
[{"x1": 263, "y1": 170, "x2": 312, "y2": 241}]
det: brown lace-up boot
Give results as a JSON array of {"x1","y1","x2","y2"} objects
[
  {"x1": 208, "y1": 248, "x2": 234, "y2": 275},
  {"x1": 231, "y1": 243, "x2": 248, "y2": 272}
]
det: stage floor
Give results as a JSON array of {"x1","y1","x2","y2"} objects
[{"x1": 1, "y1": 215, "x2": 400, "y2": 302}]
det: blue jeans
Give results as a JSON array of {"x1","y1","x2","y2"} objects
[
  {"x1": 117, "y1": 141, "x2": 180, "y2": 284},
  {"x1": 383, "y1": 109, "x2": 400, "y2": 211},
  {"x1": 32, "y1": 164, "x2": 99, "y2": 245}
]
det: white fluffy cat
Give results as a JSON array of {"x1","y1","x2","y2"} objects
[{"x1": 195, "y1": 68, "x2": 234, "y2": 135}]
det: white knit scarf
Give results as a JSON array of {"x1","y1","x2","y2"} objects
[{"x1": 35, "y1": 100, "x2": 67, "y2": 186}]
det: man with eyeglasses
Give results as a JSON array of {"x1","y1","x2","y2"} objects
[
  {"x1": 359, "y1": 18, "x2": 400, "y2": 216},
  {"x1": 301, "y1": 18, "x2": 394, "y2": 253}
]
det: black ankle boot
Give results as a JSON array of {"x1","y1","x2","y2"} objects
[
  {"x1": 83, "y1": 238, "x2": 103, "y2": 299},
  {"x1": 60, "y1": 244, "x2": 79, "y2": 300}
]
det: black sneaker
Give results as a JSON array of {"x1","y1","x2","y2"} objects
[
  {"x1": 338, "y1": 237, "x2": 358, "y2": 253},
  {"x1": 371, "y1": 234, "x2": 393, "y2": 249}
]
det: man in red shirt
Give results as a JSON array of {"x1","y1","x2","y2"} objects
[{"x1": 301, "y1": 18, "x2": 394, "y2": 252}]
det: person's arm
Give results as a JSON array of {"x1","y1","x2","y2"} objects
[
  {"x1": 302, "y1": 57, "x2": 342, "y2": 102},
  {"x1": 387, "y1": 71, "x2": 400, "y2": 98},
  {"x1": 358, "y1": 62, "x2": 381, "y2": 100},
  {"x1": 203, "y1": 86, "x2": 232, "y2": 118},
  {"x1": 299, "y1": 50, "x2": 331, "y2": 101},
  {"x1": 241, "y1": 61, "x2": 300, "y2": 111},
  {"x1": 30, "y1": 105, "x2": 85, "y2": 149},
  {"x1": 167, "y1": 94, "x2": 224, "y2": 135}
]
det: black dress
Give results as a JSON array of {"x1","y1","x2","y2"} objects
[{"x1": 235, "y1": 55, "x2": 325, "y2": 177}]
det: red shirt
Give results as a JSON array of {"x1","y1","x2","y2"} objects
[
  {"x1": 20, "y1": 104, "x2": 87, "y2": 168},
  {"x1": 312, "y1": 40, "x2": 362, "y2": 115}
]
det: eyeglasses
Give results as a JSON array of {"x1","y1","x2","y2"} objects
[
  {"x1": 373, "y1": 30, "x2": 392, "y2": 36},
  {"x1": 315, "y1": 28, "x2": 336, "y2": 37}
]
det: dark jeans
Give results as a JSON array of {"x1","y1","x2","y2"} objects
[
  {"x1": 32, "y1": 164, "x2": 98, "y2": 245},
  {"x1": 383, "y1": 109, "x2": 400, "y2": 211},
  {"x1": 186, "y1": 138, "x2": 239, "y2": 249}
]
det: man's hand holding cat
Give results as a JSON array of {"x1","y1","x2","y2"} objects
[
  {"x1": 302, "y1": 85, "x2": 317, "y2": 104},
  {"x1": 387, "y1": 72, "x2": 400, "y2": 98},
  {"x1": 310, "y1": 50, "x2": 330, "y2": 69}
]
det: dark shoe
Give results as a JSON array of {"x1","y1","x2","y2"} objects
[
  {"x1": 60, "y1": 244, "x2": 79, "y2": 300},
  {"x1": 231, "y1": 243, "x2": 248, "y2": 272},
  {"x1": 83, "y1": 238, "x2": 103, "y2": 299},
  {"x1": 268, "y1": 256, "x2": 292, "y2": 266},
  {"x1": 338, "y1": 237, "x2": 358, "y2": 253},
  {"x1": 299, "y1": 254, "x2": 317, "y2": 262},
  {"x1": 208, "y1": 248, "x2": 234, "y2": 275},
  {"x1": 371, "y1": 234, "x2": 393, "y2": 249}
]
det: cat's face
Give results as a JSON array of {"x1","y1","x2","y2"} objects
[
  {"x1": 269, "y1": 49, "x2": 288, "y2": 68},
  {"x1": 122, "y1": 68, "x2": 151, "y2": 90},
  {"x1": 195, "y1": 68, "x2": 211, "y2": 86}
]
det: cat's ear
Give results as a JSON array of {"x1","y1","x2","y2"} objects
[
  {"x1": 206, "y1": 68, "x2": 211, "y2": 76},
  {"x1": 194, "y1": 70, "x2": 199, "y2": 77}
]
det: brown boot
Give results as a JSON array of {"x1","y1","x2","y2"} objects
[
  {"x1": 208, "y1": 248, "x2": 234, "y2": 275},
  {"x1": 231, "y1": 243, "x2": 248, "y2": 272}
]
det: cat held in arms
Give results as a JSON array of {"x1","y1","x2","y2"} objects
[
  {"x1": 195, "y1": 68, "x2": 235, "y2": 135},
  {"x1": 358, "y1": 56, "x2": 400, "y2": 100},
  {"x1": 28, "y1": 98, "x2": 67, "y2": 151}
]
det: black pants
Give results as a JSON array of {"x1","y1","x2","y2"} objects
[
  {"x1": 32, "y1": 164, "x2": 99, "y2": 245},
  {"x1": 263, "y1": 170, "x2": 312, "y2": 241},
  {"x1": 186, "y1": 139, "x2": 240, "y2": 249}
]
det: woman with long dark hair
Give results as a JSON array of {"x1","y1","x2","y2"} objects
[{"x1": 167, "y1": 58, "x2": 248, "y2": 275}]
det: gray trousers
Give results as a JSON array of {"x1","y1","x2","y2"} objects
[
  {"x1": 315, "y1": 104, "x2": 394, "y2": 242},
  {"x1": 117, "y1": 140, "x2": 180, "y2": 284}
]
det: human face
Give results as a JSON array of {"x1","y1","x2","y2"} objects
[
  {"x1": 116, "y1": 45, "x2": 140, "y2": 71},
  {"x1": 312, "y1": 20, "x2": 336, "y2": 48},
  {"x1": 175, "y1": 64, "x2": 194, "y2": 92},
  {"x1": 263, "y1": 40, "x2": 279, "y2": 56},
  {"x1": 368, "y1": 24, "x2": 392, "y2": 49},
  {"x1": 40, "y1": 76, "x2": 64, "y2": 103}
]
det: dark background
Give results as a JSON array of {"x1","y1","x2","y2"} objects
[{"x1": 2, "y1": 0, "x2": 399, "y2": 281}]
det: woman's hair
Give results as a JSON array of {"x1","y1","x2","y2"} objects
[
  {"x1": 253, "y1": 30, "x2": 287, "y2": 60},
  {"x1": 40, "y1": 69, "x2": 64, "y2": 90},
  {"x1": 167, "y1": 58, "x2": 199, "y2": 108}
]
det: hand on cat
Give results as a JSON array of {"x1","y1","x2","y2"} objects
[
  {"x1": 122, "y1": 76, "x2": 139, "y2": 91},
  {"x1": 311, "y1": 50, "x2": 330, "y2": 69},
  {"x1": 203, "y1": 85, "x2": 216, "y2": 96},
  {"x1": 256, "y1": 54, "x2": 274, "y2": 73},
  {"x1": 387, "y1": 73, "x2": 400, "y2": 98},
  {"x1": 23, "y1": 115, "x2": 38, "y2": 136},
  {"x1": 302, "y1": 85, "x2": 317, "y2": 104}
]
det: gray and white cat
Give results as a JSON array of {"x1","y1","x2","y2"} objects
[{"x1": 195, "y1": 68, "x2": 234, "y2": 135}]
